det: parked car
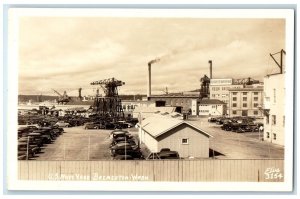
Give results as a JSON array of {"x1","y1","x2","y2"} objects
[
  {"x1": 54, "y1": 121, "x2": 70, "y2": 128},
  {"x1": 146, "y1": 150, "x2": 180, "y2": 160},
  {"x1": 208, "y1": 117, "x2": 217, "y2": 122},
  {"x1": 113, "y1": 155, "x2": 134, "y2": 160},
  {"x1": 110, "y1": 143, "x2": 143, "y2": 158},
  {"x1": 84, "y1": 122, "x2": 105, "y2": 129}
]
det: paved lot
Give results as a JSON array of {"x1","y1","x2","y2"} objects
[
  {"x1": 34, "y1": 118, "x2": 284, "y2": 160},
  {"x1": 188, "y1": 117, "x2": 284, "y2": 159}
]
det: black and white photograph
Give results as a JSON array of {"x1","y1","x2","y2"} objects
[{"x1": 6, "y1": 8, "x2": 295, "y2": 191}]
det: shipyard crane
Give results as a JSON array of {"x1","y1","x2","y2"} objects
[
  {"x1": 52, "y1": 89, "x2": 71, "y2": 104},
  {"x1": 90, "y1": 78, "x2": 125, "y2": 97},
  {"x1": 90, "y1": 78, "x2": 125, "y2": 119}
]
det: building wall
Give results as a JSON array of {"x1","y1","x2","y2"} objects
[
  {"x1": 148, "y1": 97, "x2": 195, "y2": 111},
  {"x1": 228, "y1": 88, "x2": 264, "y2": 118},
  {"x1": 141, "y1": 130, "x2": 158, "y2": 152},
  {"x1": 191, "y1": 99, "x2": 198, "y2": 116},
  {"x1": 209, "y1": 79, "x2": 244, "y2": 114},
  {"x1": 263, "y1": 74, "x2": 285, "y2": 146},
  {"x1": 199, "y1": 104, "x2": 225, "y2": 116},
  {"x1": 156, "y1": 124, "x2": 210, "y2": 158}
]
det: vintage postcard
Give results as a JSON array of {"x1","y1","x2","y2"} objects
[{"x1": 6, "y1": 8, "x2": 294, "y2": 191}]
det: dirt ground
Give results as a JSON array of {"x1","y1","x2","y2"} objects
[{"x1": 33, "y1": 117, "x2": 284, "y2": 160}]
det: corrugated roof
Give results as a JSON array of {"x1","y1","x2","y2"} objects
[
  {"x1": 140, "y1": 116, "x2": 212, "y2": 138},
  {"x1": 199, "y1": 99, "x2": 226, "y2": 105}
]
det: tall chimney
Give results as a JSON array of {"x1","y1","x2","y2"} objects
[
  {"x1": 78, "y1": 88, "x2": 82, "y2": 98},
  {"x1": 147, "y1": 63, "x2": 151, "y2": 98},
  {"x1": 208, "y1": 60, "x2": 212, "y2": 79}
]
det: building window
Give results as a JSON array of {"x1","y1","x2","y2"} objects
[
  {"x1": 253, "y1": 103, "x2": 258, "y2": 107},
  {"x1": 267, "y1": 132, "x2": 270, "y2": 138},
  {"x1": 243, "y1": 92, "x2": 247, "y2": 95},
  {"x1": 212, "y1": 94, "x2": 215, "y2": 98},
  {"x1": 182, "y1": 138, "x2": 189, "y2": 145},
  {"x1": 233, "y1": 97, "x2": 237, "y2": 101},
  {"x1": 232, "y1": 110, "x2": 237, "y2": 114},
  {"x1": 273, "y1": 133, "x2": 277, "y2": 140},
  {"x1": 232, "y1": 92, "x2": 237, "y2": 95},
  {"x1": 254, "y1": 92, "x2": 258, "y2": 95},
  {"x1": 243, "y1": 103, "x2": 247, "y2": 107},
  {"x1": 283, "y1": 116, "x2": 285, "y2": 127},
  {"x1": 232, "y1": 103, "x2": 237, "y2": 107},
  {"x1": 272, "y1": 115, "x2": 276, "y2": 125},
  {"x1": 273, "y1": 89, "x2": 276, "y2": 103},
  {"x1": 266, "y1": 115, "x2": 269, "y2": 124},
  {"x1": 254, "y1": 111, "x2": 258, "y2": 115},
  {"x1": 254, "y1": 97, "x2": 258, "y2": 101},
  {"x1": 243, "y1": 97, "x2": 247, "y2": 101}
]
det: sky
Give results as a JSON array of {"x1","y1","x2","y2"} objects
[{"x1": 18, "y1": 17, "x2": 285, "y2": 96}]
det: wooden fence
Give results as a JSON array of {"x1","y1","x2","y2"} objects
[{"x1": 18, "y1": 159, "x2": 284, "y2": 182}]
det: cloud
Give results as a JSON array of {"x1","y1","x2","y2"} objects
[{"x1": 18, "y1": 17, "x2": 285, "y2": 95}]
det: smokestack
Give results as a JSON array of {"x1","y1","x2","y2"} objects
[
  {"x1": 78, "y1": 88, "x2": 82, "y2": 98},
  {"x1": 208, "y1": 60, "x2": 212, "y2": 79},
  {"x1": 147, "y1": 58, "x2": 160, "y2": 98}
]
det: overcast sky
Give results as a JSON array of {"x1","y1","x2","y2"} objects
[{"x1": 18, "y1": 17, "x2": 285, "y2": 96}]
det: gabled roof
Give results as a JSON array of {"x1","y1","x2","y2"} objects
[{"x1": 140, "y1": 116, "x2": 213, "y2": 139}]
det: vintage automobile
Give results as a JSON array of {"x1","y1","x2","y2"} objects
[
  {"x1": 110, "y1": 143, "x2": 143, "y2": 158},
  {"x1": 84, "y1": 122, "x2": 105, "y2": 129},
  {"x1": 146, "y1": 150, "x2": 180, "y2": 160},
  {"x1": 54, "y1": 121, "x2": 70, "y2": 128}
]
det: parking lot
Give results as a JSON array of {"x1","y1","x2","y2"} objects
[{"x1": 32, "y1": 117, "x2": 284, "y2": 160}]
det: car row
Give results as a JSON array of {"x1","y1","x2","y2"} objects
[
  {"x1": 221, "y1": 122, "x2": 264, "y2": 133},
  {"x1": 18, "y1": 125, "x2": 64, "y2": 160},
  {"x1": 84, "y1": 120, "x2": 135, "y2": 130},
  {"x1": 109, "y1": 130, "x2": 144, "y2": 160}
]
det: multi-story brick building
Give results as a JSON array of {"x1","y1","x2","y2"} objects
[{"x1": 227, "y1": 86, "x2": 264, "y2": 117}]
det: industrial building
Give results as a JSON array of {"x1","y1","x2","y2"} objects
[
  {"x1": 198, "y1": 99, "x2": 227, "y2": 116},
  {"x1": 209, "y1": 78, "x2": 244, "y2": 105},
  {"x1": 263, "y1": 74, "x2": 285, "y2": 146},
  {"x1": 138, "y1": 115, "x2": 212, "y2": 158},
  {"x1": 227, "y1": 86, "x2": 264, "y2": 117},
  {"x1": 262, "y1": 49, "x2": 286, "y2": 146}
]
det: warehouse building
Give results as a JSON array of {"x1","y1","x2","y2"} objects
[
  {"x1": 138, "y1": 116, "x2": 212, "y2": 158},
  {"x1": 147, "y1": 95, "x2": 199, "y2": 113},
  {"x1": 263, "y1": 73, "x2": 285, "y2": 146},
  {"x1": 198, "y1": 99, "x2": 227, "y2": 116}
]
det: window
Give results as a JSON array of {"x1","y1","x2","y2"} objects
[
  {"x1": 232, "y1": 97, "x2": 237, "y2": 101},
  {"x1": 283, "y1": 116, "x2": 285, "y2": 127},
  {"x1": 243, "y1": 97, "x2": 247, "y2": 101},
  {"x1": 254, "y1": 92, "x2": 258, "y2": 95},
  {"x1": 232, "y1": 103, "x2": 237, "y2": 107},
  {"x1": 254, "y1": 97, "x2": 258, "y2": 101},
  {"x1": 182, "y1": 138, "x2": 189, "y2": 145},
  {"x1": 273, "y1": 89, "x2": 276, "y2": 103},
  {"x1": 272, "y1": 115, "x2": 276, "y2": 125},
  {"x1": 253, "y1": 103, "x2": 258, "y2": 107},
  {"x1": 243, "y1": 103, "x2": 247, "y2": 107},
  {"x1": 243, "y1": 92, "x2": 247, "y2": 95},
  {"x1": 267, "y1": 132, "x2": 270, "y2": 138},
  {"x1": 273, "y1": 133, "x2": 277, "y2": 140},
  {"x1": 212, "y1": 94, "x2": 215, "y2": 98},
  {"x1": 232, "y1": 110, "x2": 237, "y2": 114},
  {"x1": 254, "y1": 111, "x2": 258, "y2": 115},
  {"x1": 266, "y1": 115, "x2": 269, "y2": 124},
  {"x1": 232, "y1": 92, "x2": 237, "y2": 95}
]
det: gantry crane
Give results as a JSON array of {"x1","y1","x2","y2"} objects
[{"x1": 90, "y1": 78, "x2": 125, "y2": 119}]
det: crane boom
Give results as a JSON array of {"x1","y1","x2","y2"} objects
[{"x1": 52, "y1": 89, "x2": 62, "y2": 97}]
